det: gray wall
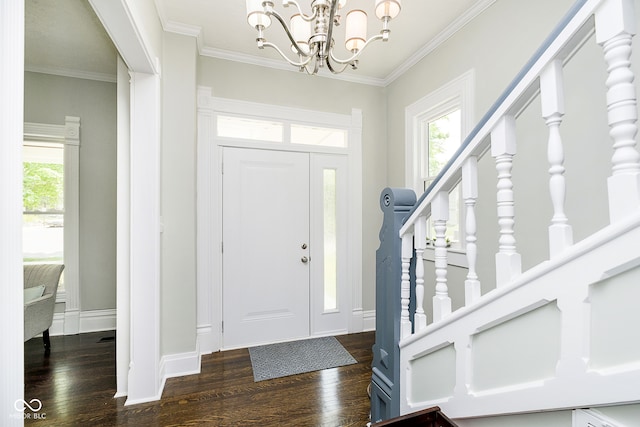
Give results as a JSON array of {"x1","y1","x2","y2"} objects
[
  {"x1": 385, "y1": 0, "x2": 638, "y2": 308},
  {"x1": 197, "y1": 58, "x2": 388, "y2": 312},
  {"x1": 386, "y1": 0, "x2": 576, "y2": 185},
  {"x1": 24, "y1": 71, "x2": 117, "y2": 312},
  {"x1": 160, "y1": 32, "x2": 198, "y2": 355}
]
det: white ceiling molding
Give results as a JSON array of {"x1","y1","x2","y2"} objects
[
  {"x1": 153, "y1": 0, "x2": 388, "y2": 86},
  {"x1": 153, "y1": 0, "x2": 204, "y2": 53},
  {"x1": 25, "y1": 65, "x2": 117, "y2": 83},
  {"x1": 154, "y1": 0, "x2": 496, "y2": 88},
  {"x1": 384, "y1": 0, "x2": 497, "y2": 86},
  {"x1": 199, "y1": 46, "x2": 387, "y2": 87},
  {"x1": 163, "y1": 21, "x2": 202, "y2": 42},
  {"x1": 154, "y1": 4, "x2": 387, "y2": 87}
]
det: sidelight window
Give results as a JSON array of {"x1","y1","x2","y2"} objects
[{"x1": 322, "y1": 168, "x2": 338, "y2": 311}]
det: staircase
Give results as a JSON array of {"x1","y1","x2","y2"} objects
[
  {"x1": 372, "y1": 0, "x2": 640, "y2": 423},
  {"x1": 372, "y1": 406, "x2": 457, "y2": 427}
]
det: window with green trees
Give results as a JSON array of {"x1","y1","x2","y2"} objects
[
  {"x1": 23, "y1": 142, "x2": 64, "y2": 267},
  {"x1": 424, "y1": 109, "x2": 461, "y2": 246}
]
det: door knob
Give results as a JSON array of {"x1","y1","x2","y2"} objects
[
  {"x1": 301, "y1": 243, "x2": 308, "y2": 249},
  {"x1": 301, "y1": 256, "x2": 309, "y2": 263}
]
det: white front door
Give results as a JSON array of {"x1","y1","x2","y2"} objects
[{"x1": 222, "y1": 147, "x2": 311, "y2": 349}]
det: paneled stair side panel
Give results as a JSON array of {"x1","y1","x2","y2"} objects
[
  {"x1": 447, "y1": 406, "x2": 638, "y2": 427},
  {"x1": 371, "y1": 188, "x2": 416, "y2": 424},
  {"x1": 399, "y1": 213, "x2": 640, "y2": 420},
  {"x1": 372, "y1": 406, "x2": 458, "y2": 427},
  {"x1": 573, "y1": 408, "x2": 631, "y2": 427}
]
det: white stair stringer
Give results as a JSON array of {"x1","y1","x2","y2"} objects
[{"x1": 399, "y1": 210, "x2": 640, "y2": 419}]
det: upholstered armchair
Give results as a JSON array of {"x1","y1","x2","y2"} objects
[{"x1": 24, "y1": 264, "x2": 64, "y2": 352}]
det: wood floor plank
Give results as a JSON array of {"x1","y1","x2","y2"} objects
[{"x1": 24, "y1": 331, "x2": 374, "y2": 426}]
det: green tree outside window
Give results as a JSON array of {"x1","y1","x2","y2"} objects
[{"x1": 23, "y1": 162, "x2": 64, "y2": 211}]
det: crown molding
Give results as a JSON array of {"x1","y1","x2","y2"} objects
[
  {"x1": 384, "y1": 0, "x2": 497, "y2": 86},
  {"x1": 25, "y1": 65, "x2": 117, "y2": 83},
  {"x1": 163, "y1": 20, "x2": 202, "y2": 39},
  {"x1": 154, "y1": 0, "x2": 204, "y2": 51},
  {"x1": 199, "y1": 46, "x2": 387, "y2": 87},
  {"x1": 155, "y1": 0, "x2": 496, "y2": 88},
  {"x1": 154, "y1": 0, "x2": 386, "y2": 87}
]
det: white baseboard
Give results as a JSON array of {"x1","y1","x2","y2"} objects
[
  {"x1": 124, "y1": 389, "x2": 164, "y2": 407},
  {"x1": 80, "y1": 309, "x2": 117, "y2": 333},
  {"x1": 197, "y1": 324, "x2": 219, "y2": 355},
  {"x1": 49, "y1": 308, "x2": 116, "y2": 336},
  {"x1": 363, "y1": 310, "x2": 376, "y2": 331},
  {"x1": 50, "y1": 312, "x2": 65, "y2": 336},
  {"x1": 160, "y1": 346, "x2": 201, "y2": 381},
  {"x1": 64, "y1": 308, "x2": 80, "y2": 335},
  {"x1": 351, "y1": 308, "x2": 364, "y2": 333}
]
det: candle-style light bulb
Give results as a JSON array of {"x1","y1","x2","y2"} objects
[
  {"x1": 375, "y1": 0, "x2": 401, "y2": 20},
  {"x1": 290, "y1": 14, "x2": 311, "y2": 54},
  {"x1": 246, "y1": 0, "x2": 272, "y2": 28},
  {"x1": 345, "y1": 9, "x2": 367, "y2": 51}
]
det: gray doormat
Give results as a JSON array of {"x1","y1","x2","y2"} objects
[{"x1": 248, "y1": 336, "x2": 357, "y2": 382}]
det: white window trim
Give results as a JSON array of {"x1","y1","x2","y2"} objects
[
  {"x1": 210, "y1": 96, "x2": 352, "y2": 155},
  {"x1": 405, "y1": 69, "x2": 475, "y2": 194},
  {"x1": 24, "y1": 117, "x2": 80, "y2": 333},
  {"x1": 405, "y1": 70, "x2": 475, "y2": 261}
]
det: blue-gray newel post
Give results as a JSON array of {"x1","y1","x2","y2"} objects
[{"x1": 370, "y1": 187, "x2": 417, "y2": 423}]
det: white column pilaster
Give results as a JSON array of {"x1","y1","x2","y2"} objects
[{"x1": 1, "y1": 1, "x2": 26, "y2": 424}]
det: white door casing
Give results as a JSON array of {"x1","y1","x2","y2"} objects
[
  {"x1": 196, "y1": 92, "x2": 363, "y2": 353},
  {"x1": 90, "y1": 0, "x2": 161, "y2": 404}
]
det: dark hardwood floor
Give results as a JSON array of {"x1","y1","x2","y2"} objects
[{"x1": 24, "y1": 331, "x2": 375, "y2": 426}]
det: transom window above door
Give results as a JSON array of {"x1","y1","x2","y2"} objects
[
  {"x1": 217, "y1": 116, "x2": 283, "y2": 142},
  {"x1": 215, "y1": 114, "x2": 348, "y2": 149}
]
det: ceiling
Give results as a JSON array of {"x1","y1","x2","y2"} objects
[{"x1": 25, "y1": 0, "x2": 495, "y2": 85}]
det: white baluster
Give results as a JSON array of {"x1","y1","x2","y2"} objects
[
  {"x1": 596, "y1": 0, "x2": 640, "y2": 223},
  {"x1": 400, "y1": 232, "x2": 413, "y2": 339},
  {"x1": 541, "y1": 59, "x2": 574, "y2": 258},
  {"x1": 432, "y1": 191, "x2": 451, "y2": 322},
  {"x1": 491, "y1": 115, "x2": 522, "y2": 287},
  {"x1": 414, "y1": 216, "x2": 428, "y2": 331},
  {"x1": 462, "y1": 157, "x2": 481, "y2": 305}
]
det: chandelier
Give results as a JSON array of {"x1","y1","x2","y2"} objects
[{"x1": 245, "y1": 0, "x2": 402, "y2": 75}]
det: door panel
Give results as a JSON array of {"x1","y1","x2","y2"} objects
[{"x1": 222, "y1": 148, "x2": 310, "y2": 349}]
